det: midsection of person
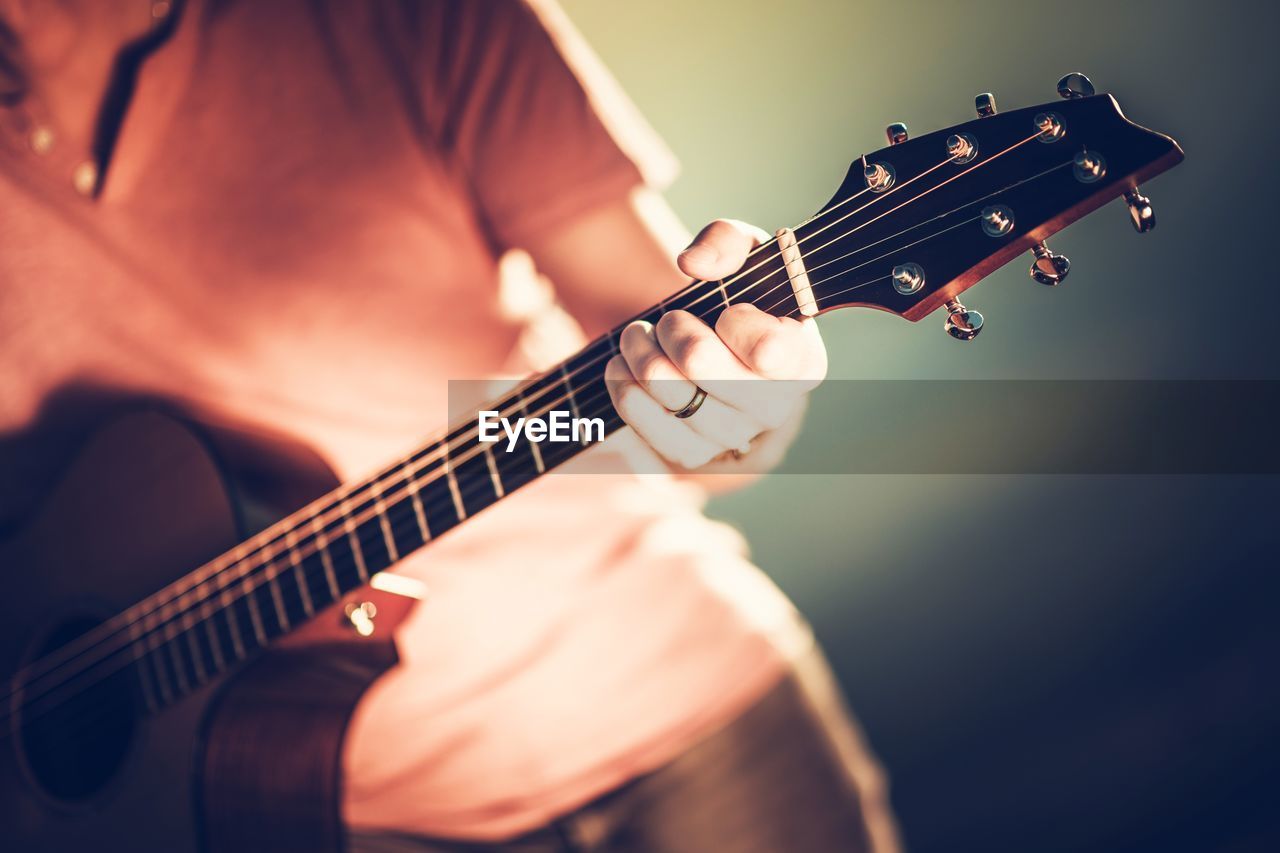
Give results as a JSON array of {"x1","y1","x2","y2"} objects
[{"x1": 0, "y1": 0, "x2": 808, "y2": 840}]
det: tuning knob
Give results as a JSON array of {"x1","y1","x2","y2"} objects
[
  {"x1": 1028, "y1": 242, "x2": 1070, "y2": 286},
  {"x1": 1123, "y1": 188, "x2": 1155, "y2": 233},
  {"x1": 944, "y1": 299, "x2": 984, "y2": 341},
  {"x1": 863, "y1": 161, "x2": 894, "y2": 192},
  {"x1": 1057, "y1": 72, "x2": 1095, "y2": 100},
  {"x1": 885, "y1": 122, "x2": 909, "y2": 145},
  {"x1": 975, "y1": 93, "x2": 997, "y2": 117}
]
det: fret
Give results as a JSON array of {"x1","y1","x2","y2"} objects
[
  {"x1": 416, "y1": 463, "x2": 461, "y2": 535},
  {"x1": 285, "y1": 527, "x2": 315, "y2": 618},
  {"x1": 404, "y1": 462, "x2": 432, "y2": 541},
  {"x1": 318, "y1": 516, "x2": 368, "y2": 594},
  {"x1": 370, "y1": 477, "x2": 400, "y2": 563},
  {"x1": 481, "y1": 441, "x2": 505, "y2": 499},
  {"x1": 310, "y1": 515, "x2": 342, "y2": 600},
  {"x1": 142, "y1": 611, "x2": 175, "y2": 707},
  {"x1": 184, "y1": 616, "x2": 208, "y2": 685},
  {"x1": 127, "y1": 619, "x2": 159, "y2": 713},
  {"x1": 347, "y1": 494, "x2": 394, "y2": 576},
  {"x1": 558, "y1": 364, "x2": 588, "y2": 447},
  {"x1": 485, "y1": 396, "x2": 543, "y2": 495},
  {"x1": 442, "y1": 444, "x2": 467, "y2": 521},
  {"x1": 516, "y1": 388, "x2": 546, "y2": 472},
  {"x1": 340, "y1": 495, "x2": 371, "y2": 583},
  {"x1": 455, "y1": 432, "x2": 503, "y2": 518},
  {"x1": 170, "y1": 615, "x2": 207, "y2": 692},
  {"x1": 718, "y1": 278, "x2": 731, "y2": 309},
  {"x1": 383, "y1": 505, "x2": 428, "y2": 569},
  {"x1": 218, "y1": 588, "x2": 247, "y2": 661},
  {"x1": 238, "y1": 566, "x2": 269, "y2": 646},
  {"x1": 166, "y1": 632, "x2": 191, "y2": 696},
  {"x1": 202, "y1": 606, "x2": 226, "y2": 673},
  {"x1": 194, "y1": 567, "x2": 227, "y2": 674},
  {"x1": 265, "y1": 551, "x2": 291, "y2": 632}
]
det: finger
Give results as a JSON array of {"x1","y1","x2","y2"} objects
[
  {"x1": 677, "y1": 219, "x2": 771, "y2": 281},
  {"x1": 619, "y1": 320, "x2": 699, "y2": 413},
  {"x1": 656, "y1": 310, "x2": 806, "y2": 430},
  {"x1": 679, "y1": 393, "x2": 763, "y2": 454},
  {"x1": 714, "y1": 304, "x2": 828, "y2": 387},
  {"x1": 605, "y1": 356, "x2": 724, "y2": 470},
  {"x1": 655, "y1": 310, "x2": 757, "y2": 384}
]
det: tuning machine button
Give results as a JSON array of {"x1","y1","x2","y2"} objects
[
  {"x1": 944, "y1": 299, "x2": 984, "y2": 341},
  {"x1": 947, "y1": 133, "x2": 978, "y2": 164},
  {"x1": 1034, "y1": 112, "x2": 1065, "y2": 143},
  {"x1": 892, "y1": 262, "x2": 925, "y2": 295},
  {"x1": 1028, "y1": 242, "x2": 1070, "y2": 286},
  {"x1": 975, "y1": 93, "x2": 997, "y2": 117},
  {"x1": 1073, "y1": 150, "x2": 1106, "y2": 183},
  {"x1": 981, "y1": 205, "x2": 1015, "y2": 237},
  {"x1": 885, "y1": 123, "x2": 909, "y2": 145},
  {"x1": 1057, "y1": 72, "x2": 1096, "y2": 100},
  {"x1": 1123, "y1": 188, "x2": 1155, "y2": 233},
  {"x1": 863, "y1": 160, "x2": 895, "y2": 192}
]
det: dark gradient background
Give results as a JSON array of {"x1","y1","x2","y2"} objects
[{"x1": 560, "y1": 1, "x2": 1279, "y2": 850}]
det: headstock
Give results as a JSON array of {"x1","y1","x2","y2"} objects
[{"x1": 796, "y1": 73, "x2": 1183, "y2": 339}]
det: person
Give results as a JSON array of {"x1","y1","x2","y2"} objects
[{"x1": 0, "y1": 1, "x2": 900, "y2": 850}]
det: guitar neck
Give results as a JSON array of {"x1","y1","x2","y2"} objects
[{"x1": 130, "y1": 244, "x2": 801, "y2": 710}]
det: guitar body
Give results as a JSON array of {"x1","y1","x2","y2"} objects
[{"x1": 0, "y1": 411, "x2": 416, "y2": 853}]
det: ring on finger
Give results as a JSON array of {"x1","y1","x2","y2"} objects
[{"x1": 670, "y1": 386, "x2": 708, "y2": 419}]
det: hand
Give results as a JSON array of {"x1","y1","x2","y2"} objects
[{"x1": 605, "y1": 219, "x2": 828, "y2": 471}]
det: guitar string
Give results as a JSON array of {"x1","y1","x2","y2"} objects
[
  {"x1": 1, "y1": 161, "x2": 1067, "y2": 735},
  {"x1": 3, "y1": 131, "x2": 1054, "y2": 724}
]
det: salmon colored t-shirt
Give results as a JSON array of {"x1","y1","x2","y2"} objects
[{"x1": 0, "y1": 0, "x2": 806, "y2": 839}]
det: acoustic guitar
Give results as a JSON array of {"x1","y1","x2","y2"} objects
[{"x1": 1, "y1": 75, "x2": 1183, "y2": 852}]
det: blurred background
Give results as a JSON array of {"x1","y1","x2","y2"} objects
[{"x1": 560, "y1": 1, "x2": 1279, "y2": 850}]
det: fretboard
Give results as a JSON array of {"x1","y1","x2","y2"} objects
[{"x1": 127, "y1": 246, "x2": 801, "y2": 711}]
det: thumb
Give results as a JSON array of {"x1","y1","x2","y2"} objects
[{"x1": 677, "y1": 219, "x2": 770, "y2": 280}]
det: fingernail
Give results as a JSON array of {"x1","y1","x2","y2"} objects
[{"x1": 679, "y1": 244, "x2": 720, "y2": 268}]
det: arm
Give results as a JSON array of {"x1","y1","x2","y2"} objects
[{"x1": 523, "y1": 187, "x2": 827, "y2": 488}]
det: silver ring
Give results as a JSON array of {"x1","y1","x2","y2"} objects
[{"x1": 672, "y1": 387, "x2": 708, "y2": 419}]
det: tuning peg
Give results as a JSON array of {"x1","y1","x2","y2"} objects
[
  {"x1": 975, "y1": 93, "x2": 997, "y2": 117},
  {"x1": 1123, "y1": 188, "x2": 1155, "y2": 233},
  {"x1": 885, "y1": 122, "x2": 909, "y2": 145},
  {"x1": 1057, "y1": 72, "x2": 1095, "y2": 100},
  {"x1": 1028, "y1": 242, "x2": 1070, "y2": 286},
  {"x1": 944, "y1": 299, "x2": 984, "y2": 341}
]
